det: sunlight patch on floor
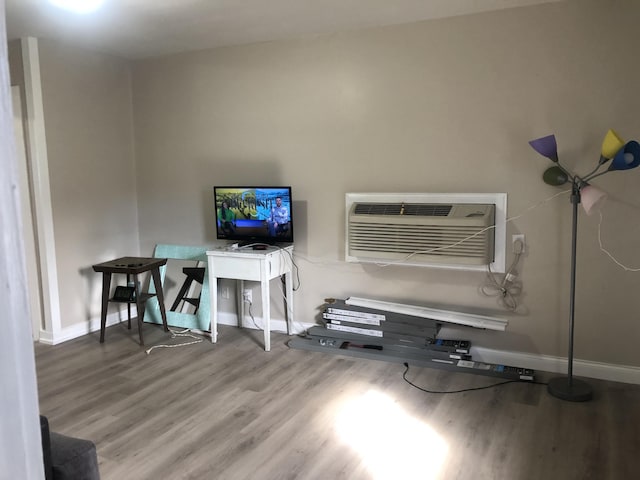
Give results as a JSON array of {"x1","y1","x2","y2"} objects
[{"x1": 334, "y1": 390, "x2": 448, "y2": 480}]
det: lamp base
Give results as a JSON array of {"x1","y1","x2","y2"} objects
[{"x1": 547, "y1": 376, "x2": 592, "y2": 402}]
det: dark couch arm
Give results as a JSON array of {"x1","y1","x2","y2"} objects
[
  {"x1": 40, "y1": 416, "x2": 54, "y2": 480},
  {"x1": 40, "y1": 415, "x2": 100, "y2": 480}
]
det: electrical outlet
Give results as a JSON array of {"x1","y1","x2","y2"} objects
[
  {"x1": 243, "y1": 289, "x2": 252, "y2": 303},
  {"x1": 221, "y1": 287, "x2": 230, "y2": 299},
  {"x1": 512, "y1": 234, "x2": 525, "y2": 253}
]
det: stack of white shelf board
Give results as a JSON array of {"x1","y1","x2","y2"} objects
[
  {"x1": 288, "y1": 298, "x2": 534, "y2": 382},
  {"x1": 322, "y1": 298, "x2": 441, "y2": 342}
]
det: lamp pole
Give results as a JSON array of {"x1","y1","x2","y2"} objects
[{"x1": 547, "y1": 178, "x2": 593, "y2": 402}]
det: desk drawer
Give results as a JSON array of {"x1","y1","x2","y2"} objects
[{"x1": 211, "y1": 256, "x2": 262, "y2": 280}]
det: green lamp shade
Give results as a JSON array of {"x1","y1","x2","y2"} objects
[{"x1": 542, "y1": 166, "x2": 569, "y2": 186}]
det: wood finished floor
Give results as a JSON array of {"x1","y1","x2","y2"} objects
[{"x1": 35, "y1": 323, "x2": 640, "y2": 480}]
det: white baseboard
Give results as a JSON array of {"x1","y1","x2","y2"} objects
[
  {"x1": 38, "y1": 306, "x2": 138, "y2": 345},
  {"x1": 471, "y1": 346, "x2": 640, "y2": 385},
  {"x1": 38, "y1": 314, "x2": 640, "y2": 385},
  {"x1": 217, "y1": 316, "x2": 640, "y2": 384},
  {"x1": 215, "y1": 311, "x2": 312, "y2": 335}
]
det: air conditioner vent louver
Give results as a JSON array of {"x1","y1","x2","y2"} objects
[
  {"x1": 354, "y1": 203, "x2": 402, "y2": 215},
  {"x1": 348, "y1": 202, "x2": 495, "y2": 266},
  {"x1": 354, "y1": 203, "x2": 452, "y2": 217}
]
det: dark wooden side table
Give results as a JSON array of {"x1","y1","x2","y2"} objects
[{"x1": 92, "y1": 256, "x2": 169, "y2": 345}]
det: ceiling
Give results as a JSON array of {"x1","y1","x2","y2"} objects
[{"x1": 6, "y1": 0, "x2": 564, "y2": 59}]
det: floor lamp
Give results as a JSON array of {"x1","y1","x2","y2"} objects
[{"x1": 529, "y1": 130, "x2": 640, "y2": 402}]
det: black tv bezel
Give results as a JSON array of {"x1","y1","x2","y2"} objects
[{"x1": 213, "y1": 186, "x2": 294, "y2": 245}]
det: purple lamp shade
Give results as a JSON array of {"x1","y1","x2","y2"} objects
[
  {"x1": 608, "y1": 140, "x2": 640, "y2": 171},
  {"x1": 529, "y1": 134, "x2": 559, "y2": 162}
]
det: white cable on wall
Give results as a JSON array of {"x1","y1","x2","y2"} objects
[
  {"x1": 597, "y1": 208, "x2": 640, "y2": 272},
  {"x1": 480, "y1": 239, "x2": 524, "y2": 311}
]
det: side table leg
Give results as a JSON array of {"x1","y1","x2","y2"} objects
[
  {"x1": 99, "y1": 272, "x2": 112, "y2": 343},
  {"x1": 133, "y1": 273, "x2": 145, "y2": 346},
  {"x1": 126, "y1": 273, "x2": 131, "y2": 329}
]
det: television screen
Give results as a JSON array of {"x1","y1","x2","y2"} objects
[{"x1": 214, "y1": 186, "x2": 294, "y2": 244}]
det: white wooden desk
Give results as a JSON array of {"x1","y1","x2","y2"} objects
[{"x1": 206, "y1": 245, "x2": 294, "y2": 351}]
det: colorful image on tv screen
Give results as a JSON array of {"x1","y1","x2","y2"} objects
[{"x1": 215, "y1": 187, "x2": 293, "y2": 242}]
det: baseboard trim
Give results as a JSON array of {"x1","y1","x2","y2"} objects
[
  {"x1": 215, "y1": 311, "x2": 311, "y2": 335},
  {"x1": 38, "y1": 307, "x2": 138, "y2": 345},
  {"x1": 38, "y1": 315, "x2": 640, "y2": 385},
  {"x1": 471, "y1": 346, "x2": 640, "y2": 385}
]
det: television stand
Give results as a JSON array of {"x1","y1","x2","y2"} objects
[{"x1": 206, "y1": 244, "x2": 294, "y2": 351}]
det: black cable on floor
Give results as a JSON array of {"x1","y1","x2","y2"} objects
[{"x1": 402, "y1": 362, "x2": 547, "y2": 394}]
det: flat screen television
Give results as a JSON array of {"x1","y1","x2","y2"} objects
[{"x1": 214, "y1": 186, "x2": 294, "y2": 245}]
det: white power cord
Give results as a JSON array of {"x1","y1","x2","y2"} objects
[
  {"x1": 374, "y1": 189, "x2": 572, "y2": 267},
  {"x1": 243, "y1": 297, "x2": 262, "y2": 330},
  {"x1": 597, "y1": 209, "x2": 640, "y2": 271},
  {"x1": 145, "y1": 327, "x2": 205, "y2": 354},
  {"x1": 480, "y1": 239, "x2": 524, "y2": 311}
]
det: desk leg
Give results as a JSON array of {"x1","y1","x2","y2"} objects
[
  {"x1": 151, "y1": 267, "x2": 169, "y2": 333},
  {"x1": 237, "y1": 280, "x2": 245, "y2": 328},
  {"x1": 261, "y1": 273, "x2": 270, "y2": 352},
  {"x1": 284, "y1": 271, "x2": 294, "y2": 335},
  {"x1": 209, "y1": 275, "x2": 218, "y2": 344},
  {"x1": 99, "y1": 272, "x2": 112, "y2": 343}
]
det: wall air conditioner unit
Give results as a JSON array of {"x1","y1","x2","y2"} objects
[{"x1": 346, "y1": 193, "x2": 507, "y2": 272}]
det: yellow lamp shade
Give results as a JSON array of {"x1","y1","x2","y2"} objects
[{"x1": 601, "y1": 129, "x2": 625, "y2": 159}]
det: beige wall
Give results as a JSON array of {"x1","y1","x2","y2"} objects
[
  {"x1": 131, "y1": 0, "x2": 640, "y2": 366},
  {"x1": 15, "y1": 0, "x2": 640, "y2": 367},
  {"x1": 37, "y1": 40, "x2": 139, "y2": 329}
]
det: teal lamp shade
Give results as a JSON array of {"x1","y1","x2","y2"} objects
[
  {"x1": 542, "y1": 166, "x2": 568, "y2": 186},
  {"x1": 529, "y1": 134, "x2": 559, "y2": 162},
  {"x1": 608, "y1": 140, "x2": 640, "y2": 171}
]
